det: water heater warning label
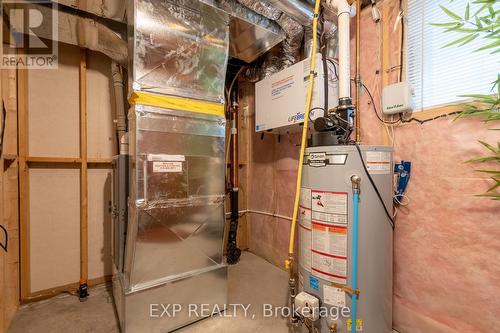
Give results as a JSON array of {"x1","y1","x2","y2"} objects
[
  {"x1": 311, "y1": 252, "x2": 347, "y2": 285},
  {"x1": 311, "y1": 222, "x2": 348, "y2": 284},
  {"x1": 323, "y1": 285, "x2": 346, "y2": 307},
  {"x1": 299, "y1": 206, "x2": 311, "y2": 228},
  {"x1": 366, "y1": 151, "x2": 391, "y2": 174},
  {"x1": 299, "y1": 223, "x2": 312, "y2": 272},
  {"x1": 312, "y1": 222, "x2": 347, "y2": 257},
  {"x1": 300, "y1": 188, "x2": 312, "y2": 209},
  {"x1": 311, "y1": 190, "x2": 348, "y2": 225}
]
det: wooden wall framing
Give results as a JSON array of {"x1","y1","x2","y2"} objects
[
  {"x1": 0, "y1": 68, "x2": 20, "y2": 333},
  {"x1": 18, "y1": 47, "x2": 114, "y2": 302}
]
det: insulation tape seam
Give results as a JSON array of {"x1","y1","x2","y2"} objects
[{"x1": 129, "y1": 92, "x2": 225, "y2": 116}]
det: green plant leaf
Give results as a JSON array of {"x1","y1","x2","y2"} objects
[
  {"x1": 466, "y1": 2, "x2": 471, "y2": 20},
  {"x1": 430, "y1": 22, "x2": 461, "y2": 27},
  {"x1": 444, "y1": 33, "x2": 479, "y2": 47},
  {"x1": 478, "y1": 140, "x2": 498, "y2": 154},
  {"x1": 440, "y1": 5, "x2": 463, "y2": 20},
  {"x1": 475, "y1": 39, "x2": 500, "y2": 51}
]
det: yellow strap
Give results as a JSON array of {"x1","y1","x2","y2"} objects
[{"x1": 129, "y1": 92, "x2": 225, "y2": 117}]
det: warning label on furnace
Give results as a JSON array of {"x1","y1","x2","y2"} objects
[
  {"x1": 311, "y1": 190, "x2": 348, "y2": 225},
  {"x1": 366, "y1": 151, "x2": 391, "y2": 174},
  {"x1": 153, "y1": 161, "x2": 182, "y2": 173}
]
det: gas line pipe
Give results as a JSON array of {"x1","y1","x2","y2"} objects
[
  {"x1": 286, "y1": 0, "x2": 354, "y2": 324},
  {"x1": 285, "y1": 0, "x2": 322, "y2": 322}
]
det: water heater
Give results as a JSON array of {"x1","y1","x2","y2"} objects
[{"x1": 298, "y1": 144, "x2": 393, "y2": 333}]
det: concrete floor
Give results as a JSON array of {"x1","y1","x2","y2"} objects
[{"x1": 8, "y1": 252, "x2": 292, "y2": 333}]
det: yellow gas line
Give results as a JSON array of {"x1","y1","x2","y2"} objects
[{"x1": 286, "y1": 0, "x2": 322, "y2": 271}]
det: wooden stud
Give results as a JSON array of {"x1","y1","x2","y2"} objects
[
  {"x1": 0, "y1": 69, "x2": 5, "y2": 332},
  {"x1": 79, "y1": 49, "x2": 88, "y2": 287},
  {"x1": 20, "y1": 275, "x2": 112, "y2": 304},
  {"x1": 2, "y1": 68, "x2": 20, "y2": 328},
  {"x1": 27, "y1": 157, "x2": 82, "y2": 164},
  {"x1": 380, "y1": 1, "x2": 392, "y2": 145},
  {"x1": 17, "y1": 68, "x2": 30, "y2": 301}
]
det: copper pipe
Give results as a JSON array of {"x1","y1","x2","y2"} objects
[
  {"x1": 355, "y1": 0, "x2": 362, "y2": 143},
  {"x1": 227, "y1": 89, "x2": 241, "y2": 264},
  {"x1": 230, "y1": 97, "x2": 239, "y2": 189}
]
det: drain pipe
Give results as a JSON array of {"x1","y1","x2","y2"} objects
[
  {"x1": 111, "y1": 61, "x2": 127, "y2": 142},
  {"x1": 227, "y1": 87, "x2": 241, "y2": 265}
]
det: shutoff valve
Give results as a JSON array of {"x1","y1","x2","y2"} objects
[{"x1": 295, "y1": 292, "x2": 320, "y2": 322}]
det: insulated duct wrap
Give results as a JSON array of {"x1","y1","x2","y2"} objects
[
  {"x1": 233, "y1": 0, "x2": 281, "y2": 20},
  {"x1": 129, "y1": 0, "x2": 230, "y2": 102},
  {"x1": 277, "y1": 13, "x2": 304, "y2": 67},
  {"x1": 304, "y1": 23, "x2": 338, "y2": 59},
  {"x1": 20, "y1": 4, "x2": 127, "y2": 64},
  {"x1": 236, "y1": 0, "x2": 304, "y2": 76}
]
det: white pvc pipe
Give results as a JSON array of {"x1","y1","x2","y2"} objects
[{"x1": 327, "y1": 0, "x2": 351, "y2": 99}]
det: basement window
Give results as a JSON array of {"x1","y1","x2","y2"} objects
[{"x1": 407, "y1": 0, "x2": 499, "y2": 111}]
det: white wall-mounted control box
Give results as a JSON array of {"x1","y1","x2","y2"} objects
[
  {"x1": 255, "y1": 53, "x2": 339, "y2": 134},
  {"x1": 382, "y1": 81, "x2": 415, "y2": 115}
]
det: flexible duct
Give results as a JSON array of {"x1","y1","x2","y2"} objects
[
  {"x1": 304, "y1": 22, "x2": 338, "y2": 59},
  {"x1": 266, "y1": 0, "x2": 313, "y2": 25},
  {"x1": 236, "y1": 0, "x2": 304, "y2": 74}
]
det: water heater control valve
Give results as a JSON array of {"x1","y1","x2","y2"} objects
[{"x1": 295, "y1": 292, "x2": 320, "y2": 322}]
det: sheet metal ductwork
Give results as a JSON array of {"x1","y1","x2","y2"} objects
[
  {"x1": 49, "y1": 0, "x2": 286, "y2": 64},
  {"x1": 15, "y1": 3, "x2": 128, "y2": 64},
  {"x1": 112, "y1": 1, "x2": 230, "y2": 332},
  {"x1": 52, "y1": 0, "x2": 126, "y2": 21}
]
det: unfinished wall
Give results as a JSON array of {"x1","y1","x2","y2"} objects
[
  {"x1": 24, "y1": 44, "x2": 116, "y2": 296},
  {"x1": 0, "y1": 68, "x2": 20, "y2": 333},
  {"x1": 245, "y1": 1, "x2": 500, "y2": 332}
]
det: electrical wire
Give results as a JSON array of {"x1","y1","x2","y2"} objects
[
  {"x1": 326, "y1": 58, "x2": 339, "y2": 81},
  {"x1": 354, "y1": 143, "x2": 395, "y2": 229},
  {"x1": 400, "y1": 111, "x2": 462, "y2": 124},
  {"x1": 308, "y1": 107, "x2": 325, "y2": 122},
  {"x1": 0, "y1": 224, "x2": 7, "y2": 252},
  {"x1": 394, "y1": 194, "x2": 411, "y2": 206},
  {"x1": 356, "y1": 79, "x2": 401, "y2": 125},
  {"x1": 0, "y1": 102, "x2": 8, "y2": 252},
  {"x1": 0, "y1": 101, "x2": 6, "y2": 157}
]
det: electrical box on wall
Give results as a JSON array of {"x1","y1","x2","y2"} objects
[
  {"x1": 255, "y1": 53, "x2": 339, "y2": 134},
  {"x1": 382, "y1": 81, "x2": 415, "y2": 115}
]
